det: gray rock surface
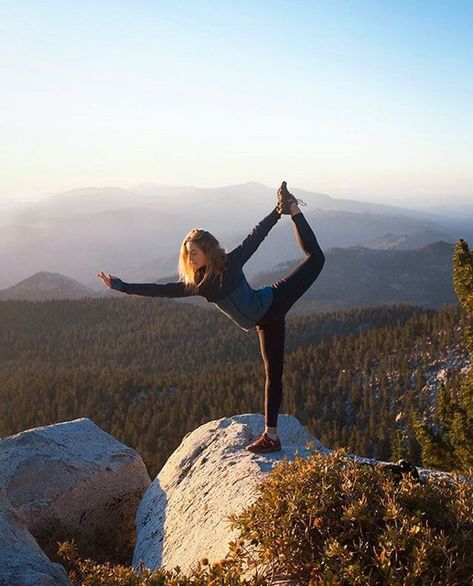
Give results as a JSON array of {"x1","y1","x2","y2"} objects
[
  {"x1": 0, "y1": 488, "x2": 71, "y2": 586},
  {"x1": 133, "y1": 413, "x2": 328, "y2": 573},
  {"x1": 0, "y1": 418, "x2": 151, "y2": 557}
]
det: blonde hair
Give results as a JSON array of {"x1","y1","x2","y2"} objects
[{"x1": 178, "y1": 228, "x2": 226, "y2": 292}]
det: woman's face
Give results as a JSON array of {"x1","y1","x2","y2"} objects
[{"x1": 186, "y1": 241, "x2": 207, "y2": 270}]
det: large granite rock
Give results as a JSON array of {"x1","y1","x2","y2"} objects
[
  {"x1": 0, "y1": 488, "x2": 71, "y2": 586},
  {"x1": 133, "y1": 413, "x2": 328, "y2": 573},
  {"x1": 0, "y1": 418, "x2": 151, "y2": 559}
]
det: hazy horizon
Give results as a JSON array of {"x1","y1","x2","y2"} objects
[
  {"x1": 2, "y1": 1, "x2": 472, "y2": 204},
  {"x1": 1, "y1": 181, "x2": 472, "y2": 213}
]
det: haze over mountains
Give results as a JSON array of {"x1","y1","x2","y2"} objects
[
  {"x1": 1, "y1": 182, "x2": 471, "y2": 291},
  {"x1": 0, "y1": 242, "x2": 456, "y2": 314}
]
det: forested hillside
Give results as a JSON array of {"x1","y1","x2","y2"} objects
[{"x1": 0, "y1": 297, "x2": 467, "y2": 477}]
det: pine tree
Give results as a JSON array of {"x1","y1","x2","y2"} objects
[
  {"x1": 391, "y1": 429, "x2": 405, "y2": 461},
  {"x1": 415, "y1": 239, "x2": 473, "y2": 473}
]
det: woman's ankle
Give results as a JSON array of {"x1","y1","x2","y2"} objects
[
  {"x1": 290, "y1": 202, "x2": 301, "y2": 216},
  {"x1": 265, "y1": 425, "x2": 279, "y2": 439}
]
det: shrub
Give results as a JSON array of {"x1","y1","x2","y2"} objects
[
  {"x1": 229, "y1": 449, "x2": 473, "y2": 585},
  {"x1": 57, "y1": 536, "x2": 266, "y2": 585},
  {"x1": 58, "y1": 449, "x2": 473, "y2": 585}
]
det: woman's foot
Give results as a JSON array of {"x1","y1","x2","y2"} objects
[
  {"x1": 245, "y1": 432, "x2": 282, "y2": 453},
  {"x1": 277, "y1": 181, "x2": 307, "y2": 214}
]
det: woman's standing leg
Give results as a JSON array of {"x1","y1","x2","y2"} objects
[
  {"x1": 258, "y1": 318, "x2": 285, "y2": 429},
  {"x1": 246, "y1": 318, "x2": 285, "y2": 452}
]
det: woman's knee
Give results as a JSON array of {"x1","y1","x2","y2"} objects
[{"x1": 265, "y1": 364, "x2": 284, "y2": 381}]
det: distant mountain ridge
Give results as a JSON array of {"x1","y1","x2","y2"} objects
[
  {"x1": 0, "y1": 272, "x2": 99, "y2": 301},
  {"x1": 360, "y1": 229, "x2": 453, "y2": 250},
  {"x1": 1, "y1": 181, "x2": 470, "y2": 290},
  {"x1": 251, "y1": 240, "x2": 456, "y2": 314},
  {"x1": 1, "y1": 242, "x2": 456, "y2": 312}
]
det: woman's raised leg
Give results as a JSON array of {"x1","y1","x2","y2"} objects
[{"x1": 268, "y1": 207, "x2": 325, "y2": 318}]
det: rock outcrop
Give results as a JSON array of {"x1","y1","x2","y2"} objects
[
  {"x1": 0, "y1": 418, "x2": 151, "y2": 559},
  {"x1": 133, "y1": 413, "x2": 328, "y2": 573},
  {"x1": 0, "y1": 487, "x2": 71, "y2": 586}
]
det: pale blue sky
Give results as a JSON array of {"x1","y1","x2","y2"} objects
[{"x1": 1, "y1": 0, "x2": 472, "y2": 203}]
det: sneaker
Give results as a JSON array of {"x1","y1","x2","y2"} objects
[
  {"x1": 245, "y1": 432, "x2": 282, "y2": 453},
  {"x1": 277, "y1": 181, "x2": 307, "y2": 215}
]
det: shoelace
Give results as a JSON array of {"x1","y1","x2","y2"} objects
[{"x1": 278, "y1": 194, "x2": 308, "y2": 210}]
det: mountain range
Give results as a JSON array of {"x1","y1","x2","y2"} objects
[
  {"x1": 1, "y1": 182, "x2": 470, "y2": 290},
  {"x1": 0, "y1": 241, "x2": 457, "y2": 312},
  {"x1": 252, "y1": 240, "x2": 456, "y2": 314}
]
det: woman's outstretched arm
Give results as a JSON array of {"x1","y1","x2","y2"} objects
[
  {"x1": 230, "y1": 207, "x2": 281, "y2": 266},
  {"x1": 97, "y1": 272, "x2": 194, "y2": 297}
]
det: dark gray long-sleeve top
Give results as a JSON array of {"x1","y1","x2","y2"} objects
[{"x1": 110, "y1": 207, "x2": 282, "y2": 331}]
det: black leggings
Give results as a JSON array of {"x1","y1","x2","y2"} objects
[{"x1": 255, "y1": 212, "x2": 325, "y2": 427}]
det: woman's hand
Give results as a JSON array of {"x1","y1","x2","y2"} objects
[
  {"x1": 97, "y1": 271, "x2": 118, "y2": 288},
  {"x1": 277, "y1": 181, "x2": 290, "y2": 214}
]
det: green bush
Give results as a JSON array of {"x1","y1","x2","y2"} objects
[
  {"x1": 58, "y1": 449, "x2": 473, "y2": 585},
  {"x1": 57, "y1": 535, "x2": 265, "y2": 585},
  {"x1": 229, "y1": 449, "x2": 473, "y2": 585}
]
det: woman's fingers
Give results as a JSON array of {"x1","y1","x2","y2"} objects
[
  {"x1": 97, "y1": 271, "x2": 112, "y2": 287},
  {"x1": 97, "y1": 271, "x2": 121, "y2": 289}
]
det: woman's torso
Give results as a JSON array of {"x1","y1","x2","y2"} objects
[{"x1": 196, "y1": 251, "x2": 273, "y2": 331}]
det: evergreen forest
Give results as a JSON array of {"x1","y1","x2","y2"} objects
[{"x1": 1, "y1": 294, "x2": 468, "y2": 478}]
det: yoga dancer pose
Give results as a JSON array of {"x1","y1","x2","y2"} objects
[{"x1": 98, "y1": 182, "x2": 325, "y2": 452}]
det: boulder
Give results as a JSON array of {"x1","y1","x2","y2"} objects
[
  {"x1": 0, "y1": 487, "x2": 71, "y2": 586},
  {"x1": 0, "y1": 418, "x2": 151, "y2": 559},
  {"x1": 133, "y1": 413, "x2": 328, "y2": 573}
]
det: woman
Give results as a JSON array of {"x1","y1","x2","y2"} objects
[{"x1": 98, "y1": 182, "x2": 325, "y2": 453}]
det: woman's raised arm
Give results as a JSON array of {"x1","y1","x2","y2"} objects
[
  {"x1": 97, "y1": 272, "x2": 194, "y2": 298},
  {"x1": 230, "y1": 207, "x2": 281, "y2": 266}
]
